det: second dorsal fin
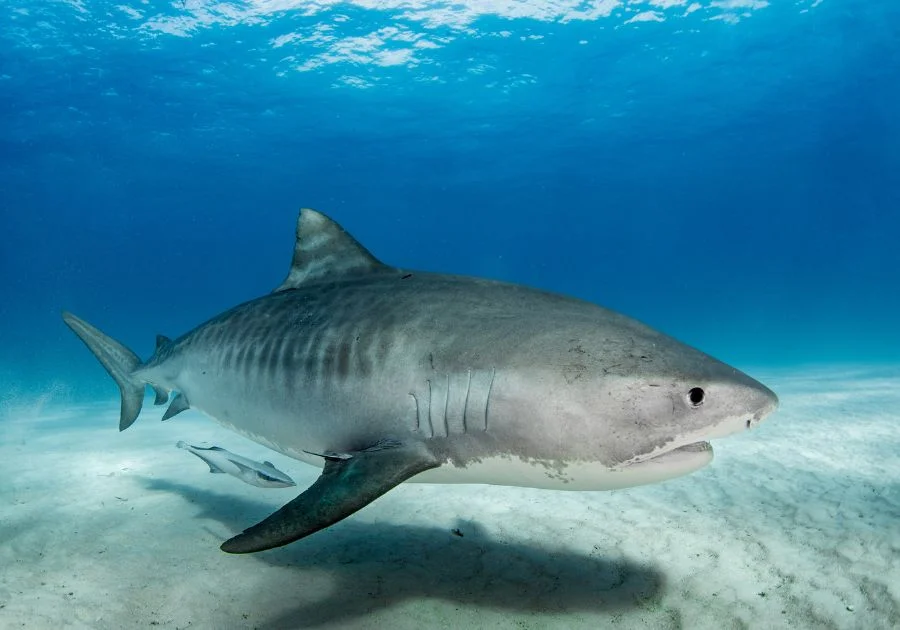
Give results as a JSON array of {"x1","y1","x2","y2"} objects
[
  {"x1": 273, "y1": 208, "x2": 388, "y2": 292},
  {"x1": 156, "y1": 334, "x2": 172, "y2": 351}
]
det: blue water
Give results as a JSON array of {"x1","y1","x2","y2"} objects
[{"x1": 1, "y1": 0, "x2": 898, "y2": 401}]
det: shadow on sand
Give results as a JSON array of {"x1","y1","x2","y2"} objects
[{"x1": 140, "y1": 477, "x2": 665, "y2": 628}]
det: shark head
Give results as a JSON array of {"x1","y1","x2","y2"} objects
[
  {"x1": 598, "y1": 344, "x2": 779, "y2": 483},
  {"x1": 495, "y1": 313, "x2": 779, "y2": 490}
]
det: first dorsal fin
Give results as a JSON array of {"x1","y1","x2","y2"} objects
[{"x1": 273, "y1": 208, "x2": 388, "y2": 293}]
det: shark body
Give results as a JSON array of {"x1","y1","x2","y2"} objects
[{"x1": 63, "y1": 209, "x2": 778, "y2": 553}]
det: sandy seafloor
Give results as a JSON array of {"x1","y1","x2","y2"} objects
[{"x1": 0, "y1": 365, "x2": 897, "y2": 630}]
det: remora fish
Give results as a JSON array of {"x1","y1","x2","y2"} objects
[
  {"x1": 62, "y1": 208, "x2": 779, "y2": 554},
  {"x1": 176, "y1": 441, "x2": 296, "y2": 488}
]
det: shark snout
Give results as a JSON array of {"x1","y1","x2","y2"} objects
[
  {"x1": 721, "y1": 372, "x2": 778, "y2": 436},
  {"x1": 698, "y1": 376, "x2": 779, "y2": 442},
  {"x1": 747, "y1": 383, "x2": 779, "y2": 428}
]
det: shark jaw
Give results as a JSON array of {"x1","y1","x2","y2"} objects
[
  {"x1": 617, "y1": 440, "x2": 714, "y2": 482},
  {"x1": 618, "y1": 394, "x2": 779, "y2": 478}
]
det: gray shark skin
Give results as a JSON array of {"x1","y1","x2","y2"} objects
[
  {"x1": 62, "y1": 208, "x2": 778, "y2": 554},
  {"x1": 175, "y1": 441, "x2": 296, "y2": 488}
]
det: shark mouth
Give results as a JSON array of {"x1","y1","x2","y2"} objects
[{"x1": 621, "y1": 441, "x2": 714, "y2": 475}]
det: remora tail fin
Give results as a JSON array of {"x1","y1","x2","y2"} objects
[{"x1": 62, "y1": 311, "x2": 145, "y2": 431}]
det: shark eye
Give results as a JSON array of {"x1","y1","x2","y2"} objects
[{"x1": 688, "y1": 387, "x2": 705, "y2": 407}]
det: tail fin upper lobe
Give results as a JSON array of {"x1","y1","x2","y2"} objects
[{"x1": 62, "y1": 311, "x2": 145, "y2": 431}]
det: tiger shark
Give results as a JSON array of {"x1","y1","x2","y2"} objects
[{"x1": 62, "y1": 208, "x2": 778, "y2": 554}]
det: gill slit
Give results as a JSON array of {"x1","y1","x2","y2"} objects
[
  {"x1": 485, "y1": 367, "x2": 496, "y2": 432},
  {"x1": 462, "y1": 369, "x2": 472, "y2": 434},
  {"x1": 443, "y1": 373, "x2": 450, "y2": 438}
]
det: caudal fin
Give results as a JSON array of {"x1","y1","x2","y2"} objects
[{"x1": 62, "y1": 311, "x2": 145, "y2": 431}]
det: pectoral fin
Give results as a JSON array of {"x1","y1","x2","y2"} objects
[{"x1": 220, "y1": 439, "x2": 439, "y2": 554}]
